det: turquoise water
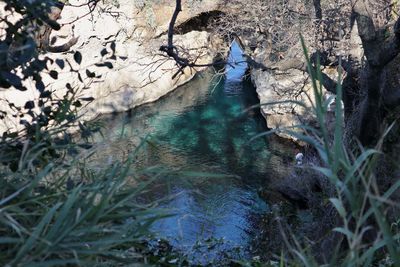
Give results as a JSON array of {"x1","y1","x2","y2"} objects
[{"x1": 96, "y1": 42, "x2": 289, "y2": 262}]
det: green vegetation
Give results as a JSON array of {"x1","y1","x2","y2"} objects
[
  {"x1": 0, "y1": 148, "x2": 180, "y2": 266},
  {"x1": 0, "y1": 1, "x2": 182, "y2": 265},
  {"x1": 296, "y1": 38, "x2": 400, "y2": 266},
  {"x1": 1, "y1": 0, "x2": 400, "y2": 266},
  {"x1": 245, "y1": 37, "x2": 400, "y2": 267}
]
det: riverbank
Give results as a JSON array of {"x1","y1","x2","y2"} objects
[
  {"x1": 77, "y1": 42, "x2": 305, "y2": 264},
  {"x1": 0, "y1": 0, "x2": 226, "y2": 134}
]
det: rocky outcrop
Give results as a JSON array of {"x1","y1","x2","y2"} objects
[
  {"x1": 249, "y1": 48, "x2": 341, "y2": 142},
  {"x1": 0, "y1": 0, "x2": 338, "y2": 143},
  {"x1": 0, "y1": 0, "x2": 224, "y2": 133},
  {"x1": 250, "y1": 67, "x2": 318, "y2": 141}
]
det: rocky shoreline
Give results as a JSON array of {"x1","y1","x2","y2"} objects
[
  {"x1": 0, "y1": 0, "x2": 223, "y2": 134},
  {"x1": 0, "y1": 0, "x2": 329, "y2": 144}
]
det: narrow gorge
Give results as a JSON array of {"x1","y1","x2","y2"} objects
[{"x1": 1, "y1": 0, "x2": 400, "y2": 266}]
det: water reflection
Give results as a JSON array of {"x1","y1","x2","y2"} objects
[{"x1": 93, "y1": 42, "x2": 291, "y2": 262}]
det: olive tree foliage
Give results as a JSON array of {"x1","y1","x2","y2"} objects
[
  {"x1": 0, "y1": 0, "x2": 114, "y2": 171},
  {"x1": 0, "y1": 0, "x2": 80, "y2": 89}
]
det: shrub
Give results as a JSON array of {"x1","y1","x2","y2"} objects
[{"x1": 257, "y1": 37, "x2": 400, "y2": 266}]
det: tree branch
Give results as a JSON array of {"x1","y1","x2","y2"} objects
[
  {"x1": 353, "y1": 0, "x2": 376, "y2": 42},
  {"x1": 167, "y1": 0, "x2": 182, "y2": 53},
  {"x1": 374, "y1": 17, "x2": 400, "y2": 67},
  {"x1": 271, "y1": 57, "x2": 338, "y2": 94},
  {"x1": 313, "y1": 0, "x2": 322, "y2": 20},
  {"x1": 37, "y1": 1, "x2": 80, "y2": 53}
]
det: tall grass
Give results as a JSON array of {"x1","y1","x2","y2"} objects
[
  {"x1": 1, "y1": 34, "x2": 400, "y2": 266},
  {"x1": 262, "y1": 37, "x2": 400, "y2": 266},
  {"x1": 0, "y1": 138, "x2": 179, "y2": 266}
]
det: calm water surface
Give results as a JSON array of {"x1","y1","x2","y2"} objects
[{"x1": 95, "y1": 42, "x2": 292, "y2": 262}]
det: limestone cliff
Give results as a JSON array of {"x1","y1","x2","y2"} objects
[{"x1": 0, "y1": 0, "x2": 224, "y2": 133}]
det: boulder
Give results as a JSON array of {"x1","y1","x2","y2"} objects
[
  {"x1": 251, "y1": 67, "x2": 318, "y2": 142},
  {"x1": 250, "y1": 55, "x2": 342, "y2": 142}
]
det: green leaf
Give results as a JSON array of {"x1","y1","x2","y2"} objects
[
  {"x1": 55, "y1": 59, "x2": 65, "y2": 69},
  {"x1": 79, "y1": 97, "x2": 95, "y2": 102},
  {"x1": 45, "y1": 19, "x2": 61, "y2": 31},
  {"x1": 14, "y1": 202, "x2": 62, "y2": 264},
  {"x1": 86, "y1": 69, "x2": 96, "y2": 78},
  {"x1": 330, "y1": 198, "x2": 346, "y2": 218},
  {"x1": 333, "y1": 227, "x2": 354, "y2": 239},
  {"x1": 95, "y1": 62, "x2": 113, "y2": 69},
  {"x1": 24, "y1": 101, "x2": 35, "y2": 109},
  {"x1": 74, "y1": 51, "x2": 82, "y2": 64},
  {"x1": 100, "y1": 48, "x2": 108, "y2": 56},
  {"x1": 1, "y1": 71, "x2": 22, "y2": 88}
]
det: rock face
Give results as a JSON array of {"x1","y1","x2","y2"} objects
[
  {"x1": 0, "y1": 0, "x2": 223, "y2": 133},
  {"x1": 247, "y1": 17, "x2": 363, "y2": 143},
  {"x1": 249, "y1": 48, "x2": 342, "y2": 142},
  {"x1": 0, "y1": 0, "x2": 339, "y2": 143},
  {"x1": 250, "y1": 67, "x2": 318, "y2": 141}
]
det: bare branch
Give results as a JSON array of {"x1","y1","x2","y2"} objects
[{"x1": 167, "y1": 0, "x2": 182, "y2": 52}]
